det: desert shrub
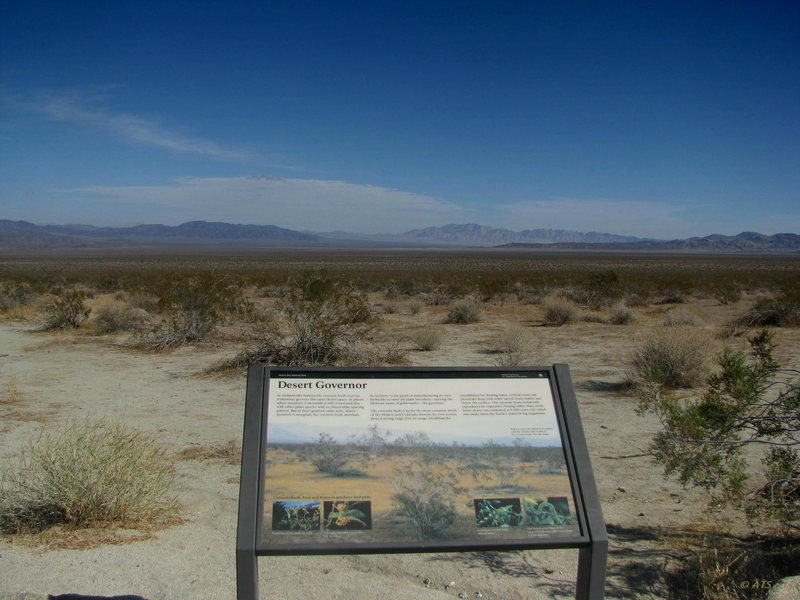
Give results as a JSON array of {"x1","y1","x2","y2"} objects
[
  {"x1": 40, "y1": 290, "x2": 91, "y2": 330},
  {"x1": 344, "y1": 339, "x2": 407, "y2": 366},
  {"x1": 411, "y1": 329, "x2": 443, "y2": 351},
  {"x1": 663, "y1": 309, "x2": 698, "y2": 327},
  {"x1": 542, "y1": 298, "x2": 578, "y2": 326},
  {"x1": 93, "y1": 304, "x2": 149, "y2": 335},
  {"x1": 657, "y1": 290, "x2": 687, "y2": 304},
  {"x1": 219, "y1": 274, "x2": 382, "y2": 368},
  {"x1": 407, "y1": 301, "x2": 423, "y2": 315},
  {"x1": 490, "y1": 329, "x2": 535, "y2": 367},
  {"x1": 0, "y1": 419, "x2": 178, "y2": 533},
  {"x1": 637, "y1": 330, "x2": 800, "y2": 527},
  {"x1": 3, "y1": 371, "x2": 20, "y2": 404},
  {"x1": 137, "y1": 273, "x2": 242, "y2": 349},
  {"x1": 389, "y1": 455, "x2": 459, "y2": 539},
  {"x1": 583, "y1": 269, "x2": 624, "y2": 308},
  {"x1": 624, "y1": 288, "x2": 652, "y2": 307},
  {"x1": 445, "y1": 298, "x2": 482, "y2": 324},
  {"x1": 128, "y1": 292, "x2": 160, "y2": 313},
  {"x1": 609, "y1": 304, "x2": 638, "y2": 325},
  {"x1": 302, "y1": 433, "x2": 357, "y2": 477},
  {"x1": 176, "y1": 438, "x2": 241, "y2": 465},
  {"x1": 738, "y1": 292, "x2": 800, "y2": 328},
  {"x1": 420, "y1": 289, "x2": 453, "y2": 306},
  {"x1": 628, "y1": 327, "x2": 714, "y2": 389},
  {"x1": 710, "y1": 283, "x2": 742, "y2": 305},
  {"x1": 0, "y1": 282, "x2": 34, "y2": 313}
]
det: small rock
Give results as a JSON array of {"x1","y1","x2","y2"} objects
[
  {"x1": 544, "y1": 568, "x2": 554, "y2": 574},
  {"x1": 600, "y1": 425, "x2": 608, "y2": 429},
  {"x1": 475, "y1": 593, "x2": 483, "y2": 598},
  {"x1": 638, "y1": 512, "x2": 645, "y2": 516},
  {"x1": 445, "y1": 581, "x2": 455, "y2": 589},
  {"x1": 459, "y1": 593, "x2": 468, "y2": 599},
  {"x1": 616, "y1": 486, "x2": 627, "y2": 493},
  {"x1": 422, "y1": 577, "x2": 431, "y2": 587}
]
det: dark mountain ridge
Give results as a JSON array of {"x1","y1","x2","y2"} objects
[{"x1": 1, "y1": 219, "x2": 797, "y2": 252}]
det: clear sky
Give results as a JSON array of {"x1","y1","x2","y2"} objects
[{"x1": 1, "y1": 1, "x2": 798, "y2": 238}]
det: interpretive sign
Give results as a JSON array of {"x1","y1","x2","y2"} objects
[{"x1": 237, "y1": 365, "x2": 607, "y2": 599}]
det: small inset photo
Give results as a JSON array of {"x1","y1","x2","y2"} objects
[
  {"x1": 474, "y1": 498, "x2": 523, "y2": 527},
  {"x1": 271, "y1": 501, "x2": 320, "y2": 531},
  {"x1": 323, "y1": 500, "x2": 372, "y2": 530},
  {"x1": 521, "y1": 496, "x2": 573, "y2": 527}
]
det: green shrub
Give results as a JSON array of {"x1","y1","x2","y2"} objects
[
  {"x1": 0, "y1": 419, "x2": 178, "y2": 533},
  {"x1": 445, "y1": 298, "x2": 482, "y2": 324},
  {"x1": 637, "y1": 330, "x2": 800, "y2": 527},
  {"x1": 628, "y1": 327, "x2": 714, "y2": 389},
  {"x1": 41, "y1": 290, "x2": 91, "y2": 330}
]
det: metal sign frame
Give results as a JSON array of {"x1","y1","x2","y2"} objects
[{"x1": 237, "y1": 364, "x2": 607, "y2": 599}]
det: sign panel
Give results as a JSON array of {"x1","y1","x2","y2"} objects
[{"x1": 258, "y1": 369, "x2": 583, "y2": 551}]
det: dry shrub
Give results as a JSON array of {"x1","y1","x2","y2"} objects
[
  {"x1": 128, "y1": 292, "x2": 159, "y2": 312},
  {"x1": 345, "y1": 339, "x2": 407, "y2": 366},
  {"x1": 665, "y1": 528, "x2": 798, "y2": 600},
  {"x1": 407, "y1": 301, "x2": 423, "y2": 315},
  {"x1": 411, "y1": 329, "x2": 443, "y2": 351},
  {"x1": 628, "y1": 327, "x2": 714, "y2": 389},
  {"x1": 3, "y1": 371, "x2": 21, "y2": 404},
  {"x1": 445, "y1": 298, "x2": 482, "y2": 324},
  {"x1": 738, "y1": 292, "x2": 800, "y2": 328},
  {"x1": 177, "y1": 438, "x2": 241, "y2": 465},
  {"x1": 40, "y1": 290, "x2": 91, "y2": 330},
  {"x1": 92, "y1": 304, "x2": 149, "y2": 335},
  {"x1": 542, "y1": 298, "x2": 578, "y2": 326},
  {"x1": 663, "y1": 309, "x2": 698, "y2": 327},
  {"x1": 609, "y1": 304, "x2": 638, "y2": 325},
  {"x1": 489, "y1": 329, "x2": 536, "y2": 366},
  {"x1": 0, "y1": 419, "x2": 178, "y2": 534}
]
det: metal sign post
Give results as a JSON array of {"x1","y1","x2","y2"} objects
[{"x1": 237, "y1": 365, "x2": 606, "y2": 599}]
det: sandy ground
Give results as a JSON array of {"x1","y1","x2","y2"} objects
[{"x1": 1, "y1": 294, "x2": 798, "y2": 599}]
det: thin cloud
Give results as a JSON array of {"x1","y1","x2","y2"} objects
[
  {"x1": 52, "y1": 175, "x2": 467, "y2": 233},
  {"x1": 10, "y1": 88, "x2": 253, "y2": 161}
]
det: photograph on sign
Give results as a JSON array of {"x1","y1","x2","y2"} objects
[{"x1": 261, "y1": 371, "x2": 580, "y2": 547}]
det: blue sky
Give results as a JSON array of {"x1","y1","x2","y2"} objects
[{"x1": 1, "y1": 1, "x2": 798, "y2": 238}]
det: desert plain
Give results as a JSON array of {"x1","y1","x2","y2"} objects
[{"x1": 1, "y1": 249, "x2": 798, "y2": 599}]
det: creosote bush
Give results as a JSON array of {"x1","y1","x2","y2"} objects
[
  {"x1": 637, "y1": 330, "x2": 800, "y2": 527},
  {"x1": 0, "y1": 419, "x2": 178, "y2": 533},
  {"x1": 137, "y1": 273, "x2": 242, "y2": 350},
  {"x1": 40, "y1": 290, "x2": 91, "y2": 330},
  {"x1": 628, "y1": 327, "x2": 714, "y2": 389}
]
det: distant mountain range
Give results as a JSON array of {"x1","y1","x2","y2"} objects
[{"x1": 1, "y1": 219, "x2": 798, "y2": 252}]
